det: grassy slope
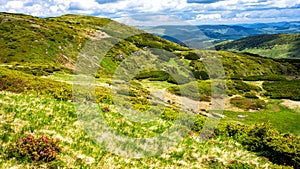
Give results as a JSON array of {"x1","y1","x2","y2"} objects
[
  {"x1": 0, "y1": 91, "x2": 291, "y2": 169},
  {"x1": 0, "y1": 12, "x2": 187, "y2": 74},
  {"x1": 215, "y1": 33, "x2": 300, "y2": 58}
]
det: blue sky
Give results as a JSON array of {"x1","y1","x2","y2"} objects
[{"x1": 0, "y1": 0, "x2": 300, "y2": 25}]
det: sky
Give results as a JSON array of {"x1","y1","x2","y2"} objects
[{"x1": 0, "y1": 0, "x2": 300, "y2": 25}]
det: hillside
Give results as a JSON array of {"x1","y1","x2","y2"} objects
[
  {"x1": 1, "y1": 12, "x2": 299, "y2": 77},
  {"x1": 0, "y1": 13, "x2": 299, "y2": 168},
  {"x1": 0, "y1": 12, "x2": 186, "y2": 70},
  {"x1": 215, "y1": 33, "x2": 300, "y2": 58}
]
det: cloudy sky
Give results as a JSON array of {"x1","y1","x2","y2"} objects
[{"x1": 0, "y1": 0, "x2": 300, "y2": 25}]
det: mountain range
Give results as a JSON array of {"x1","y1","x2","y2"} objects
[{"x1": 138, "y1": 21, "x2": 300, "y2": 51}]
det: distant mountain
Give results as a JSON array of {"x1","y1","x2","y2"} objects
[
  {"x1": 237, "y1": 21, "x2": 300, "y2": 33},
  {"x1": 138, "y1": 21, "x2": 300, "y2": 49},
  {"x1": 139, "y1": 25, "x2": 262, "y2": 49},
  {"x1": 214, "y1": 33, "x2": 300, "y2": 59}
]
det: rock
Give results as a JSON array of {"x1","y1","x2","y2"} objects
[{"x1": 237, "y1": 115, "x2": 248, "y2": 119}]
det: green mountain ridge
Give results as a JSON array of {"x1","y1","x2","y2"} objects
[
  {"x1": 0, "y1": 12, "x2": 186, "y2": 68},
  {"x1": 215, "y1": 33, "x2": 300, "y2": 58},
  {"x1": 1, "y1": 12, "x2": 299, "y2": 78}
]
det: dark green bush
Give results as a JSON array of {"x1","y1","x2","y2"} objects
[
  {"x1": 135, "y1": 70, "x2": 169, "y2": 81},
  {"x1": 191, "y1": 115, "x2": 206, "y2": 132},
  {"x1": 244, "y1": 92, "x2": 259, "y2": 99},
  {"x1": 230, "y1": 97, "x2": 266, "y2": 110},
  {"x1": 226, "y1": 161, "x2": 255, "y2": 169},
  {"x1": 233, "y1": 80, "x2": 261, "y2": 92},
  {"x1": 227, "y1": 80, "x2": 261, "y2": 95},
  {"x1": 263, "y1": 80, "x2": 300, "y2": 101},
  {"x1": 184, "y1": 52, "x2": 200, "y2": 60},
  {"x1": 231, "y1": 75, "x2": 287, "y2": 81},
  {"x1": 8, "y1": 134, "x2": 61, "y2": 162},
  {"x1": 8, "y1": 64, "x2": 67, "y2": 76},
  {"x1": 193, "y1": 70, "x2": 209, "y2": 80}
]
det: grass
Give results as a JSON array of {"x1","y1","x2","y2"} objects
[
  {"x1": 0, "y1": 67, "x2": 72, "y2": 101},
  {"x1": 223, "y1": 100, "x2": 300, "y2": 135},
  {"x1": 0, "y1": 91, "x2": 289, "y2": 168}
]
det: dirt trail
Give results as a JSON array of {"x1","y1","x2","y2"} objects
[
  {"x1": 151, "y1": 89, "x2": 211, "y2": 113},
  {"x1": 281, "y1": 100, "x2": 300, "y2": 112},
  {"x1": 150, "y1": 88, "x2": 251, "y2": 116}
]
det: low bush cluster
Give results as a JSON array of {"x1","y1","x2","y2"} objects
[
  {"x1": 8, "y1": 134, "x2": 61, "y2": 162},
  {"x1": 134, "y1": 70, "x2": 190, "y2": 85},
  {"x1": 230, "y1": 96, "x2": 266, "y2": 110},
  {"x1": 215, "y1": 122, "x2": 300, "y2": 168},
  {"x1": 193, "y1": 70, "x2": 209, "y2": 80},
  {"x1": 263, "y1": 80, "x2": 300, "y2": 101},
  {"x1": 167, "y1": 82, "x2": 211, "y2": 101},
  {"x1": 244, "y1": 91, "x2": 259, "y2": 99},
  {"x1": 8, "y1": 64, "x2": 71, "y2": 76},
  {"x1": 231, "y1": 75, "x2": 287, "y2": 81},
  {"x1": 183, "y1": 52, "x2": 200, "y2": 60},
  {"x1": 0, "y1": 67, "x2": 72, "y2": 101},
  {"x1": 135, "y1": 70, "x2": 169, "y2": 81}
]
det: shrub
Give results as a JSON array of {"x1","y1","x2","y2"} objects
[
  {"x1": 191, "y1": 115, "x2": 206, "y2": 132},
  {"x1": 230, "y1": 97, "x2": 266, "y2": 110},
  {"x1": 184, "y1": 52, "x2": 199, "y2": 60},
  {"x1": 215, "y1": 122, "x2": 300, "y2": 168},
  {"x1": 167, "y1": 81, "x2": 211, "y2": 101},
  {"x1": 227, "y1": 80, "x2": 261, "y2": 95},
  {"x1": 8, "y1": 134, "x2": 61, "y2": 162},
  {"x1": 231, "y1": 75, "x2": 287, "y2": 81},
  {"x1": 160, "y1": 108, "x2": 179, "y2": 121},
  {"x1": 263, "y1": 80, "x2": 300, "y2": 101},
  {"x1": 193, "y1": 70, "x2": 209, "y2": 80},
  {"x1": 102, "y1": 107, "x2": 110, "y2": 112},
  {"x1": 0, "y1": 67, "x2": 72, "y2": 101},
  {"x1": 244, "y1": 92, "x2": 259, "y2": 99},
  {"x1": 134, "y1": 70, "x2": 169, "y2": 81}
]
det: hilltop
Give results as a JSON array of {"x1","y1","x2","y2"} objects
[{"x1": 0, "y1": 12, "x2": 186, "y2": 69}]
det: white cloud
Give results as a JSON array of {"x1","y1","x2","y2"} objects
[
  {"x1": 196, "y1": 13, "x2": 222, "y2": 20},
  {"x1": 115, "y1": 14, "x2": 191, "y2": 26},
  {"x1": 269, "y1": 0, "x2": 300, "y2": 8},
  {"x1": 5, "y1": 1, "x2": 23, "y2": 9},
  {"x1": 0, "y1": 0, "x2": 299, "y2": 24},
  {"x1": 69, "y1": 0, "x2": 100, "y2": 10}
]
